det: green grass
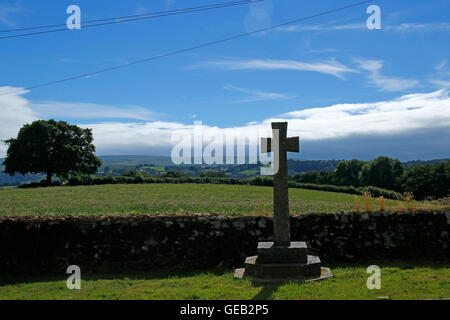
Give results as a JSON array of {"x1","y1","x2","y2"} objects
[
  {"x1": 1, "y1": 262, "x2": 448, "y2": 300},
  {"x1": 0, "y1": 183, "x2": 410, "y2": 216},
  {"x1": 240, "y1": 168, "x2": 260, "y2": 176}
]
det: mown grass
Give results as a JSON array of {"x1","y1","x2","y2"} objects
[
  {"x1": 0, "y1": 183, "x2": 423, "y2": 216},
  {"x1": 1, "y1": 261, "x2": 448, "y2": 300}
]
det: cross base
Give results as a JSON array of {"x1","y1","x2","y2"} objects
[{"x1": 234, "y1": 241, "x2": 332, "y2": 285}]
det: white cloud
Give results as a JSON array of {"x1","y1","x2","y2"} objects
[
  {"x1": 356, "y1": 59, "x2": 419, "y2": 92},
  {"x1": 0, "y1": 87, "x2": 37, "y2": 155},
  {"x1": 83, "y1": 90, "x2": 450, "y2": 158},
  {"x1": 223, "y1": 84, "x2": 295, "y2": 103},
  {"x1": 1, "y1": 87, "x2": 449, "y2": 160},
  {"x1": 280, "y1": 90, "x2": 450, "y2": 140},
  {"x1": 191, "y1": 58, "x2": 357, "y2": 79},
  {"x1": 0, "y1": 87, "x2": 157, "y2": 157}
]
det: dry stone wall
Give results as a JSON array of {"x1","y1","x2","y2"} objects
[{"x1": 0, "y1": 210, "x2": 448, "y2": 274}]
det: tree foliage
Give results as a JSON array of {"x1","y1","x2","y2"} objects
[
  {"x1": 291, "y1": 156, "x2": 449, "y2": 200},
  {"x1": 161, "y1": 170, "x2": 188, "y2": 178},
  {"x1": 200, "y1": 170, "x2": 227, "y2": 178},
  {"x1": 401, "y1": 160, "x2": 450, "y2": 199},
  {"x1": 292, "y1": 156, "x2": 405, "y2": 192},
  {"x1": 335, "y1": 159, "x2": 364, "y2": 187},
  {"x1": 3, "y1": 120, "x2": 102, "y2": 184},
  {"x1": 359, "y1": 156, "x2": 404, "y2": 190},
  {"x1": 292, "y1": 170, "x2": 335, "y2": 185}
]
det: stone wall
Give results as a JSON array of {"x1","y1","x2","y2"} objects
[{"x1": 0, "y1": 210, "x2": 449, "y2": 273}]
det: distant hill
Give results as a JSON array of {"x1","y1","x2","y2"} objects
[
  {"x1": 287, "y1": 159, "x2": 340, "y2": 174},
  {"x1": 403, "y1": 158, "x2": 449, "y2": 169},
  {"x1": 0, "y1": 156, "x2": 448, "y2": 187},
  {"x1": 99, "y1": 155, "x2": 174, "y2": 167}
]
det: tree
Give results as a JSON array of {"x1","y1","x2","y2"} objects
[
  {"x1": 334, "y1": 159, "x2": 364, "y2": 187},
  {"x1": 3, "y1": 119, "x2": 102, "y2": 184},
  {"x1": 161, "y1": 170, "x2": 188, "y2": 178},
  {"x1": 291, "y1": 170, "x2": 334, "y2": 185},
  {"x1": 121, "y1": 170, "x2": 149, "y2": 178},
  {"x1": 401, "y1": 160, "x2": 450, "y2": 199},
  {"x1": 200, "y1": 170, "x2": 226, "y2": 178},
  {"x1": 359, "y1": 156, "x2": 404, "y2": 190}
]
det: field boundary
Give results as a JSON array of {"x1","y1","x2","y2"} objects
[
  {"x1": 19, "y1": 175, "x2": 405, "y2": 200},
  {"x1": 1, "y1": 210, "x2": 448, "y2": 274}
]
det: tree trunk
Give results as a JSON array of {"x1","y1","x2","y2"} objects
[{"x1": 46, "y1": 172, "x2": 52, "y2": 185}]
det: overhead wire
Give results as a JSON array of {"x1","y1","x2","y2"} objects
[
  {"x1": 0, "y1": 0, "x2": 262, "y2": 39},
  {"x1": 0, "y1": 0, "x2": 374, "y2": 96}
]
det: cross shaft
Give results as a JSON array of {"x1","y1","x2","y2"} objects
[{"x1": 261, "y1": 122, "x2": 300, "y2": 246}]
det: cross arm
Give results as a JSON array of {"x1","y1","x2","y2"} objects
[
  {"x1": 261, "y1": 136, "x2": 299, "y2": 153},
  {"x1": 286, "y1": 137, "x2": 299, "y2": 153}
]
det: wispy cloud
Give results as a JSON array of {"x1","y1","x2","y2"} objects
[
  {"x1": 278, "y1": 23, "x2": 365, "y2": 32},
  {"x1": 435, "y1": 60, "x2": 447, "y2": 71},
  {"x1": 134, "y1": 4, "x2": 148, "y2": 15},
  {"x1": 244, "y1": 0, "x2": 273, "y2": 34},
  {"x1": 30, "y1": 101, "x2": 158, "y2": 121},
  {"x1": 191, "y1": 58, "x2": 357, "y2": 79},
  {"x1": 278, "y1": 22, "x2": 450, "y2": 33},
  {"x1": 308, "y1": 48, "x2": 338, "y2": 54},
  {"x1": 430, "y1": 80, "x2": 450, "y2": 88},
  {"x1": 0, "y1": 2, "x2": 23, "y2": 27},
  {"x1": 385, "y1": 22, "x2": 450, "y2": 32},
  {"x1": 223, "y1": 84, "x2": 295, "y2": 103},
  {"x1": 356, "y1": 59, "x2": 419, "y2": 92},
  {"x1": 164, "y1": 0, "x2": 175, "y2": 8},
  {"x1": 433, "y1": 59, "x2": 450, "y2": 77}
]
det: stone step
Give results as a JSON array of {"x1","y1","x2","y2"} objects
[
  {"x1": 256, "y1": 241, "x2": 308, "y2": 264},
  {"x1": 244, "y1": 255, "x2": 322, "y2": 279}
]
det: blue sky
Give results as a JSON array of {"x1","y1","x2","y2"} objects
[{"x1": 0, "y1": 0, "x2": 449, "y2": 160}]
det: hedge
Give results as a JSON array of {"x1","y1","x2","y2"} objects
[{"x1": 18, "y1": 174, "x2": 404, "y2": 200}]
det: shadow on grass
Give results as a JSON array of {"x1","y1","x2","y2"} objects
[
  {"x1": 0, "y1": 267, "x2": 230, "y2": 287},
  {"x1": 251, "y1": 284, "x2": 280, "y2": 300},
  {"x1": 1, "y1": 260, "x2": 448, "y2": 287}
]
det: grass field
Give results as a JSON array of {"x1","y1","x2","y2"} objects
[
  {"x1": 0, "y1": 183, "x2": 430, "y2": 216},
  {"x1": 1, "y1": 261, "x2": 448, "y2": 300},
  {"x1": 0, "y1": 184, "x2": 448, "y2": 300}
]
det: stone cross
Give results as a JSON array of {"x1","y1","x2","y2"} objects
[{"x1": 261, "y1": 122, "x2": 299, "y2": 247}]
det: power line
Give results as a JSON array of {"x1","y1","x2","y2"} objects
[
  {"x1": 0, "y1": 0, "x2": 374, "y2": 96},
  {"x1": 0, "y1": 0, "x2": 260, "y2": 34},
  {"x1": 0, "y1": 0, "x2": 262, "y2": 40}
]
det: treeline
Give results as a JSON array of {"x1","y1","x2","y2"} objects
[
  {"x1": 287, "y1": 159, "x2": 340, "y2": 174},
  {"x1": 292, "y1": 156, "x2": 450, "y2": 200},
  {"x1": 20, "y1": 170, "x2": 403, "y2": 200},
  {"x1": 13, "y1": 156, "x2": 449, "y2": 200}
]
